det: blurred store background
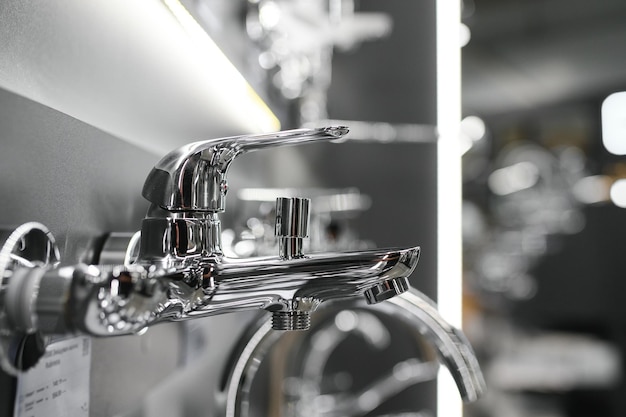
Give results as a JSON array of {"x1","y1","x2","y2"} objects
[
  {"x1": 462, "y1": 0, "x2": 626, "y2": 416},
  {"x1": 1, "y1": 0, "x2": 626, "y2": 416}
]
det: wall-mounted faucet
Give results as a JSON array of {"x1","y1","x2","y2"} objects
[
  {"x1": 0, "y1": 127, "x2": 420, "y2": 370},
  {"x1": 224, "y1": 288, "x2": 486, "y2": 417}
]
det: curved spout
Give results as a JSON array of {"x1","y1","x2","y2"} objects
[
  {"x1": 223, "y1": 287, "x2": 485, "y2": 417},
  {"x1": 388, "y1": 289, "x2": 486, "y2": 402},
  {"x1": 142, "y1": 126, "x2": 348, "y2": 212}
]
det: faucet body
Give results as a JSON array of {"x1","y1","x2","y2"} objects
[
  {"x1": 64, "y1": 245, "x2": 419, "y2": 337},
  {"x1": 69, "y1": 126, "x2": 415, "y2": 335},
  {"x1": 0, "y1": 127, "x2": 423, "y2": 371},
  {"x1": 0, "y1": 125, "x2": 484, "y2": 408}
]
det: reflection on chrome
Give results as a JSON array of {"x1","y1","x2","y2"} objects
[
  {"x1": 0, "y1": 127, "x2": 424, "y2": 375},
  {"x1": 77, "y1": 246, "x2": 420, "y2": 336},
  {"x1": 0, "y1": 223, "x2": 60, "y2": 375},
  {"x1": 224, "y1": 287, "x2": 485, "y2": 417}
]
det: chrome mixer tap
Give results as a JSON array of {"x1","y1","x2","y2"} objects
[{"x1": 0, "y1": 127, "x2": 422, "y2": 374}]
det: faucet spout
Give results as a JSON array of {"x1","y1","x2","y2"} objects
[
  {"x1": 195, "y1": 246, "x2": 420, "y2": 321},
  {"x1": 78, "y1": 246, "x2": 420, "y2": 335}
]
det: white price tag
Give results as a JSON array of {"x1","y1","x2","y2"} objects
[{"x1": 14, "y1": 336, "x2": 91, "y2": 417}]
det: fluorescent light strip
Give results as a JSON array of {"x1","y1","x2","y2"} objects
[
  {"x1": 163, "y1": 0, "x2": 280, "y2": 133},
  {"x1": 436, "y1": 0, "x2": 463, "y2": 416}
]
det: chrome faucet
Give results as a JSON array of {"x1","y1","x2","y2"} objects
[
  {"x1": 224, "y1": 287, "x2": 485, "y2": 417},
  {"x1": 0, "y1": 127, "x2": 423, "y2": 374},
  {"x1": 116, "y1": 126, "x2": 418, "y2": 333}
]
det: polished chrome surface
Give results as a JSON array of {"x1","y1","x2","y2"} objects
[
  {"x1": 275, "y1": 197, "x2": 311, "y2": 240},
  {"x1": 223, "y1": 287, "x2": 486, "y2": 417},
  {"x1": 0, "y1": 124, "x2": 485, "y2": 410},
  {"x1": 137, "y1": 215, "x2": 224, "y2": 268},
  {"x1": 0, "y1": 222, "x2": 60, "y2": 375},
  {"x1": 0, "y1": 128, "x2": 425, "y2": 343},
  {"x1": 138, "y1": 127, "x2": 349, "y2": 266},
  {"x1": 275, "y1": 197, "x2": 311, "y2": 260},
  {"x1": 69, "y1": 246, "x2": 420, "y2": 336},
  {"x1": 364, "y1": 276, "x2": 411, "y2": 304},
  {"x1": 98, "y1": 231, "x2": 142, "y2": 266},
  {"x1": 271, "y1": 198, "x2": 315, "y2": 327},
  {"x1": 271, "y1": 310, "x2": 311, "y2": 331},
  {"x1": 142, "y1": 126, "x2": 348, "y2": 213}
]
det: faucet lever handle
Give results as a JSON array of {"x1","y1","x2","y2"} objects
[
  {"x1": 142, "y1": 126, "x2": 348, "y2": 213},
  {"x1": 275, "y1": 197, "x2": 310, "y2": 259}
]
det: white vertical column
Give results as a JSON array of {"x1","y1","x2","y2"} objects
[{"x1": 436, "y1": 0, "x2": 463, "y2": 416}]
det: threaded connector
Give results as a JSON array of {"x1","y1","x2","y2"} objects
[{"x1": 271, "y1": 311, "x2": 311, "y2": 331}]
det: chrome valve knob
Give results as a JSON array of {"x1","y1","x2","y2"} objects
[
  {"x1": 273, "y1": 197, "x2": 312, "y2": 331},
  {"x1": 275, "y1": 197, "x2": 311, "y2": 260}
]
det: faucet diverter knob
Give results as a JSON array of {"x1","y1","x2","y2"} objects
[{"x1": 275, "y1": 197, "x2": 310, "y2": 260}]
